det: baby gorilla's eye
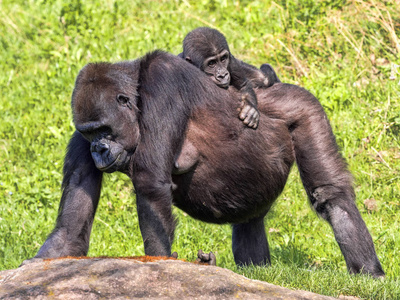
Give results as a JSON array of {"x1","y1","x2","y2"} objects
[
  {"x1": 208, "y1": 60, "x2": 216, "y2": 67},
  {"x1": 221, "y1": 55, "x2": 228, "y2": 62}
]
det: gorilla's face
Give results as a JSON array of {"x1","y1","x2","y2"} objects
[{"x1": 72, "y1": 63, "x2": 140, "y2": 174}]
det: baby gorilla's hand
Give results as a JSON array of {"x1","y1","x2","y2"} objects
[{"x1": 239, "y1": 100, "x2": 260, "y2": 129}]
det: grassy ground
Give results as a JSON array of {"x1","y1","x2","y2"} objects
[{"x1": 0, "y1": 0, "x2": 399, "y2": 299}]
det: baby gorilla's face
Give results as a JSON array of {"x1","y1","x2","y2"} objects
[{"x1": 202, "y1": 49, "x2": 231, "y2": 88}]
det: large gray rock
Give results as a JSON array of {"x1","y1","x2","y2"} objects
[{"x1": 0, "y1": 257, "x2": 337, "y2": 299}]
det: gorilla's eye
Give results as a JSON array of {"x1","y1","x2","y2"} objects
[
  {"x1": 208, "y1": 60, "x2": 216, "y2": 68},
  {"x1": 117, "y1": 94, "x2": 129, "y2": 104},
  {"x1": 117, "y1": 94, "x2": 132, "y2": 109},
  {"x1": 221, "y1": 55, "x2": 228, "y2": 62}
]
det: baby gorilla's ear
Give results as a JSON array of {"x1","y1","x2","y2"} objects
[{"x1": 177, "y1": 53, "x2": 193, "y2": 64}]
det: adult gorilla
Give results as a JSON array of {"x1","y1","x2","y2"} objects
[{"x1": 34, "y1": 51, "x2": 384, "y2": 277}]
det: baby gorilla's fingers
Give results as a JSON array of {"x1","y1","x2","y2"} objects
[
  {"x1": 244, "y1": 108, "x2": 259, "y2": 129},
  {"x1": 250, "y1": 110, "x2": 260, "y2": 128},
  {"x1": 239, "y1": 104, "x2": 252, "y2": 120}
]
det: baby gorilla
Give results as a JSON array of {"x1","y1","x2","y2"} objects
[{"x1": 179, "y1": 27, "x2": 280, "y2": 129}]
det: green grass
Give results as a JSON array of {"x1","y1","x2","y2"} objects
[{"x1": 0, "y1": 0, "x2": 399, "y2": 299}]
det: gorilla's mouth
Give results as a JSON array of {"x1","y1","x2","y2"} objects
[
  {"x1": 90, "y1": 138, "x2": 136, "y2": 173},
  {"x1": 217, "y1": 82, "x2": 230, "y2": 89},
  {"x1": 98, "y1": 153, "x2": 122, "y2": 172},
  {"x1": 95, "y1": 146, "x2": 136, "y2": 173}
]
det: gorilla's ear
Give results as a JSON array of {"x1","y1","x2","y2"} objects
[{"x1": 177, "y1": 52, "x2": 192, "y2": 64}]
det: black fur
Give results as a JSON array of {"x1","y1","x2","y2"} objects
[{"x1": 35, "y1": 50, "x2": 384, "y2": 277}]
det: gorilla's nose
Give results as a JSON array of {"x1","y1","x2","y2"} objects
[
  {"x1": 91, "y1": 140, "x2": 110, "y2": 155},
  {"x1": 217, "y1": 72, "x2": 228, "y2": 80}
]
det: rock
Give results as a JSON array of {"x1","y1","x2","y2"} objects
[{"x1": 0, "y1": 257, "x2": 337, "y2": 299}]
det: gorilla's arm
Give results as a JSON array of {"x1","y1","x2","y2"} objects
[
  {"x1": 235, "y1": 59, "x2": 280, "y2": 88},
  {"x1": 229, "y1": 58, "x2": 280, "y2": 129},
  {"x1": 228, "y1": 57, "x2": 260, "y2": 128},
  {"x1": 35, "y1": 132, "x2": 103, "y2": 258}
]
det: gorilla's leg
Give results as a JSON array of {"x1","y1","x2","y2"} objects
[
  {"x1": 313, "y1": 188, "x2": 384, "y2": 276},
  {"x1": 290, "y1": 95, "x2": 384, "y2": 277},
  {"x1": 232, "y1": 216, "x2": 270, "y2": 266},
  {"x1": 260, "y1": 63, "x2": 281, "y2": 86},
  {"x1": 35, "y1": 132, "x2": 103, "y2": 258}
]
